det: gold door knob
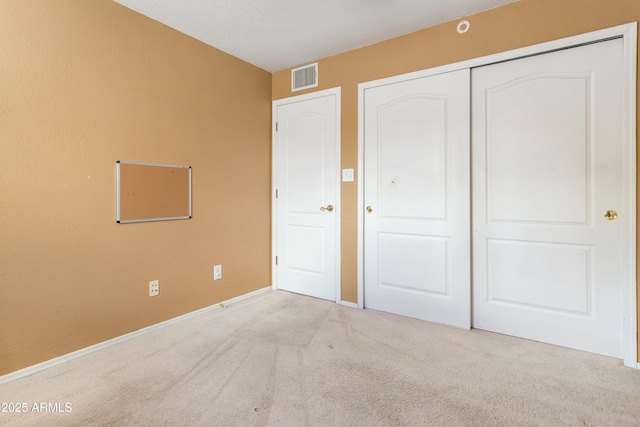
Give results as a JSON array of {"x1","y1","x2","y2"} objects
[
  {"x1": 366, "y1": 206, "x2": 373, "y2": 213},
  {"x1": 604, "y1": 210, "x2": 618, "y2": 220},
  {"x1": 320, "y1": 205, "x2": 334, "y2": 212}
]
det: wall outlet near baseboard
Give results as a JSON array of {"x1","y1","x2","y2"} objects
[
  {"x1": 149, "y1": 280, "x2": 159, "y2": 296},
  {"x1": 213, "y1": 265, "x2": 222, "y2": 281}
]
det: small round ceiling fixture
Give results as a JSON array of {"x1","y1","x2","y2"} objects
[{"x1": 457, "y1": 20, "x2": 470, "y2": 34}]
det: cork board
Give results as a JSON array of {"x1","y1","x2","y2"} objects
[{"x1": 116, "y1": 161, "x2": 192, "y2": 223}]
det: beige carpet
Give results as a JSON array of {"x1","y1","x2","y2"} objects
[{"x1": 1, "y1": 289, "x2": 640, "y2": 426}]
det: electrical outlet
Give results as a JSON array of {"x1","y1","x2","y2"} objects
[
  {"x1": 213, "y1": 265, "x2": 222, "y2": 281},
  {"x1": 149, "y1": 280, "x2": 159, "y2": 296}
]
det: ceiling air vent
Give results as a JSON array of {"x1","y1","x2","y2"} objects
[{"x1": 291, "y1": 63, "x2": 318, "y2": 92}]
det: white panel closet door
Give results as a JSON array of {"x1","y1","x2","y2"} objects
[
  {"x1": 364, "y1": 69, "x2": 471, "y2": 329},
  {"x1": 472, "y1": 39, "x2": 624, "y2": 357},
  {"x1": 274, "y1": 92, "x2": 339, "y2": 301}
]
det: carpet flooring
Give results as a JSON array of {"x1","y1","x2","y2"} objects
[{"x1": 1, "y1": 289, "x2": 639, "y2": 426}]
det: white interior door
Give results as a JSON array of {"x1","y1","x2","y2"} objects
[
  {"x1": 273, "y1": 89, "x2": 340, "y2": 302},
  {"x1": 363, "y1": 69, "x2": 471, "y2": 328},
  {"x1": 472, "y1": 39, "x2": 625, "y2": 358}
]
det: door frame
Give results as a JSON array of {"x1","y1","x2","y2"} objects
[
  {"x1": 272, "y1": 87, "x2": 342, "y2": 303},
  {"x1": 357, "y1": 23, "x2": 637, "y2": 367}
]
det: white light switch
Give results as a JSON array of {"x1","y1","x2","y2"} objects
[{"x1": 342, "y1": 168, "x2": 354, "y2": 182}]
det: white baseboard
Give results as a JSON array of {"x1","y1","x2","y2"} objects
[
  {"x1": 0, "y1": 286, "x2": 272, "y2": 385},
  {"x1": 340, "y1": 300, "x2": 358, "y2": 309}
]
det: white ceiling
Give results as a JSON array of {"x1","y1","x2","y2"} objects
[{"x1": 113, "y1": 0, "x2": 519, "y2": 72}]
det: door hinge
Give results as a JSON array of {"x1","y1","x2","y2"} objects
[
  {"x1": 275, "y1": 256, "x2": 278, "y2": 265},
  {"x1": 275, "y1": 122, "x2": 278, "y2": 132},
  {"x1": 275, "y1": 189, "x2": 278, "y2": 198}
]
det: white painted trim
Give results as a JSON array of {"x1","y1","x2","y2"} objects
[
  {"x1": 271, "y1": 97, "x2": 279, "y2": 292},
  {"x1": 0, "y1": 287, "x2": 272, "y2": 385},
  {"x1": 357, "y1": 22, "x2": 637, "y2": 367},
  {"x1": 340, "y1": 300, "x2": 358, "y2": 309},
  {"x1": 272, "y1": 87, "x2": 342, "y2": 304},
  {"x1": 334, "y1": 90, "x2": 342, "y2": 304},
  {"x1": 621, "y1": 23, "x2": 637, "y2": 369},
  {"x1": 357, "y1": 85, "x2": 365, "y2": 310}
]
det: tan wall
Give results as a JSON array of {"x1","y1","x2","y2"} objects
[
  {"x1": 273, "y1": 0, "x2": 640, "y2": 356},
  {"x1": 0, "y1": 0, "x2": 272, "y2": 376}
]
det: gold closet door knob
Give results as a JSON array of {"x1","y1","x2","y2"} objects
[
  {"x1": 366, "y1": 206, "x2": 373, "y2": 213},
  {"x1": 321, "y1": 205, "x2": 334, "y2": 212},
  {"x1": 604, "y1": 210, "x2": 618, "y2": 220}
]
